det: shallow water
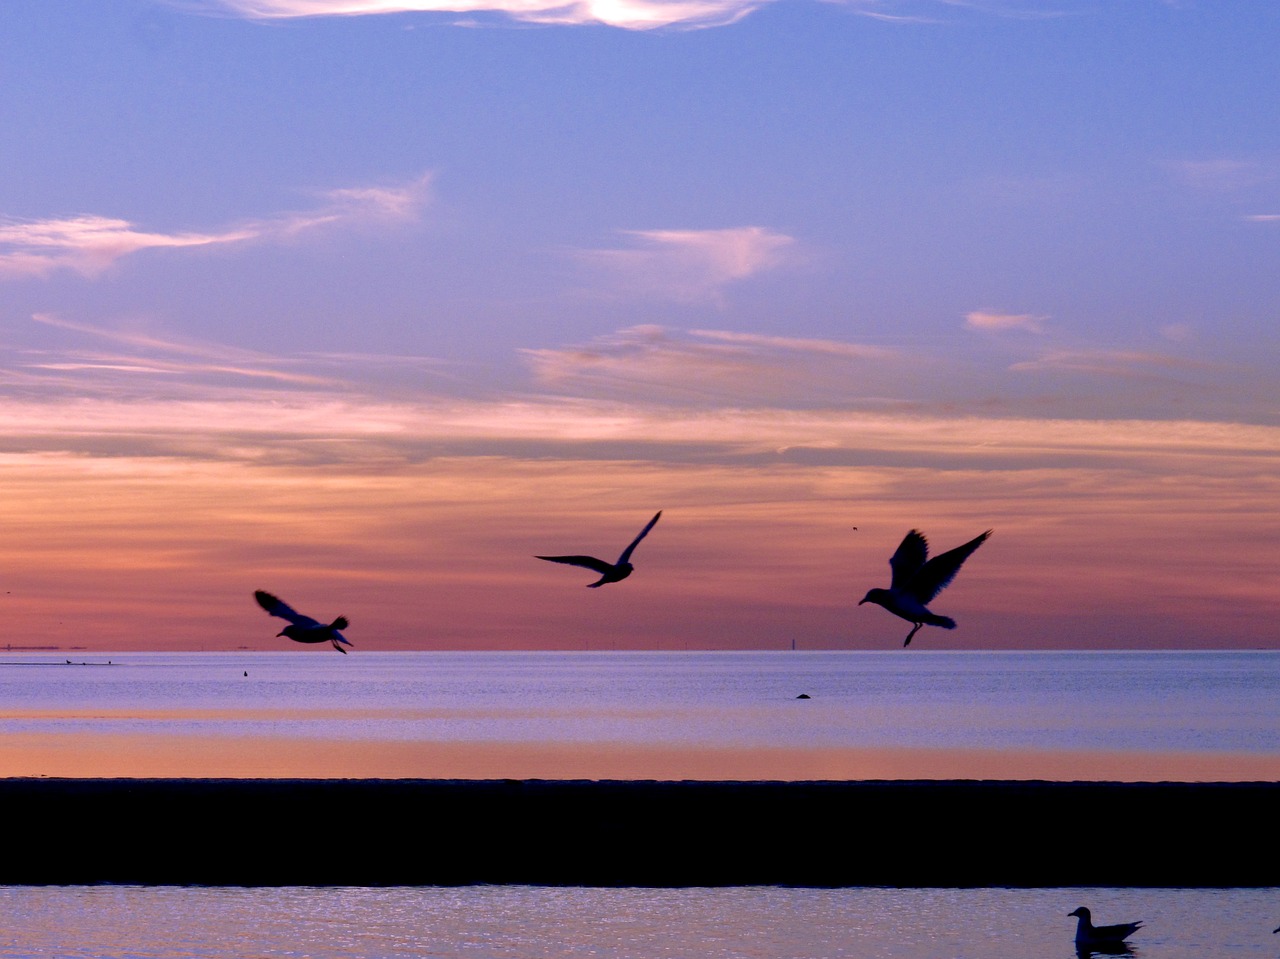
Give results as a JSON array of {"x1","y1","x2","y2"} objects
[
  {"x1": 2, "y1": 886, "x2": 1277, "y2": 959},
  {"x1": 1, "y1": 650, "x2": 1278, "y2": 779}
]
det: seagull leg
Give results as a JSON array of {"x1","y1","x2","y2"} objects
[{"x1": 903, "y1": 622, "x2": 922, "y2": 647}]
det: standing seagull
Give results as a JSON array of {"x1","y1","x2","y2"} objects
[
  {"x1": 858, "y1": 529, "x2": 991, "y2": 646},
  {"x1": 1068, "y1": 907, "x2": 1142, "y2": 947},
  {"x1": 536, "y1": 511, "x2": 662, "y2": 587},
  {"x1": 254, "y1": 590, "x2": 352, "y2": 653}
]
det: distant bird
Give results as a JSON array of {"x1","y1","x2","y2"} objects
[
  {"x1": 858, "y1": 528, "x2": 991, "y2": 646},
  {"x1": 254, "y1": 590, "x2": 352, "y2": 653},
  {"x1": 1069, "y1": 907, "x2": 1142, "y2": 946},
  {"x1": 536, "y1": 511, "x2": 662, "y2": 587}
]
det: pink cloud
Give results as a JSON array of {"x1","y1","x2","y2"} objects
[
  {"x1": 964, "y1": 310, "x2": 1046, "y2": 334},
  {"x1": 0, "y1": 174, "x2": 431, "y2": 280},
  {"x1": 577, "y1": 227, "x2": 796, "y2": 303}
]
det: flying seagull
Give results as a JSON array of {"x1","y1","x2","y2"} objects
[
  {"x1": 254, "y1": 590, "x2": 352, "y2": 653},
  {"x1": 536, "y1": 511, "x2": 662, "y2": 587},
  {"x1": 1068, "y1": 907, "x2": 1142, "y2": 947},
  {"x1": 858, "y1": 528, "x2": 991, "y2": 646}
]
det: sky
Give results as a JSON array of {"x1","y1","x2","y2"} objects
[{"x1": 0, "y1": 0, "x2": 1277, "y2": 651}]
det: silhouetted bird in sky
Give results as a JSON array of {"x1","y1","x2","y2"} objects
[
  {"x1": 536, "y1": 511, "x2": 662, "y2": 587},
  {"x1": 1069, "y1": 907, "x2": 1142, "y2": 947},
  {"x1": 859, "y1": 528, "x2": 991, "y2": 646},
  {"x1": 254, "y1": 590, "x2": 352, "y2": 653}
]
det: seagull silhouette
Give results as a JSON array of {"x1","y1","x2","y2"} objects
[
  {"x1": 1069, "y1": 907, "x2": 1142, "y2": 947},
  {"x1": 536, "y1": 511, "x2": 662, "y2": 587},
  {"x1": 254, "y1": 590, "x2": 352, "y2": 653},
  {"x1": 858, "y1": 528, "x2": 991, "y2": 646}
]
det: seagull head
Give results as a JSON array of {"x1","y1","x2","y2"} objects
[{"x1": 858, "y1": 588, "x2": 888, "y2": 608}]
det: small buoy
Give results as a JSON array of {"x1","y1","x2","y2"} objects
[
  {"x1": 796, "y1": 693, "x2": 811, "y2": 699},
  {"x1": 244, "y1": 671, "x2": 248, "y2": 677}
]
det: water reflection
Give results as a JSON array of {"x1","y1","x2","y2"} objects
[{"x1": 0, "y1": 886, "x2": 1276, "y2": 959}]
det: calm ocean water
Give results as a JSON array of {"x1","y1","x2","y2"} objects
[
  {"x1": 1, "y1": 650, "x2": 1278, "y2": 778},
  {"x1": 2, "y1": 652, "x2": 1278, "y2": 957},
  {"x1": 2, "y1": 885, "x2": 1279, "y2": 959}
]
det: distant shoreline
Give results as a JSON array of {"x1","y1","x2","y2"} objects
[{"x1": 2, "y1": 778, "x2": 1276, "y2": 887}]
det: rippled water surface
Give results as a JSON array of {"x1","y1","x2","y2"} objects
[
  {"x1": 2, "y1": 886, "x2": 1278, "y2": 959},
  {"x1": 1, "y1": 650, "x2": 1278, "y2": 779}
]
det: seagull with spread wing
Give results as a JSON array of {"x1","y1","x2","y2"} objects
[
  {"x1": 858, "y1": 529, "x2": 991, "y2": 646},
  {"x1": 254, "y1": 590, "x2": 352, "y2": 653},
  {"x1": 536, "y1": 511, "x2": 662, "y2": 587}
]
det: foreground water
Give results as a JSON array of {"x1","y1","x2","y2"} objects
[
  {"x1": 2, "y1": 886, "x2": 1278, "y2": 958},
  {"x1": 3, "y1": 653, "x2": 1278, "y2": 957},
  {"x1": 1, "y1": 650, "x2": 1278, "y2": 779}
]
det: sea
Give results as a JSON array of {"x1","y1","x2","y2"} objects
[{"x1": 2, "y1": 650, "x2": 1278, "y2": 957}]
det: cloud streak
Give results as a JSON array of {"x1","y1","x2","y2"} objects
[
  {"x1": 0, "y1": 174, "x2": 432, "y2": 280},
  {"x1": 191, "y1": 0, "x2": 766, "y2": 29},
  {"x1": 1010, "y1": 348, "x2": 1214, "y2": 380},
  {"x1": 964, "y1": 310, "x2": 1046, "y2": 334},
  {"x1": 576, "y1": 227, "x2": 796, "y2": 303},
  {"x1": 523, "y1": 325, "x2": 893, "y2": 404}
]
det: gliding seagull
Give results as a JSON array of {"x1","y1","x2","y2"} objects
[
  {"x1": 858, "y1": 528, "x2": 991, "y2": 646},
  {"x1": 536, "y1": 511, "x2": 662, "y2": 587},
  {"x1": 254, "y1": 590, "x2": 352, "y2": 653}
]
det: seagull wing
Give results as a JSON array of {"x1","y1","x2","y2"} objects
[
  {"x1": 615, "y1": 510, "x2": 662, "y2": 565},
  {"x1": 535, "y1": 555, "x2": 617, "y2": 575},
  {"x1": 254, "y1": 590, "x2": 321, "y2": 629},
  {"x1": 907, "y1": 530, "x2": 991, "y2": 604},
  {"x1": 888, "y1": 530, "x2": 929, "y2": 590}
]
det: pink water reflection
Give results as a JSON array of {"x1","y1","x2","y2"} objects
[{"x1": 4, "y1": 732, "x2": 1278, "y2": 780}]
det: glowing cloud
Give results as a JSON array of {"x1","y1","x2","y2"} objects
[
  {"x1": 0, "y1": 174, "x2": 431, "y2": 280},
  {"x1": 577, "y1": 227, "x2": 796, "y2": 303},
  {"x1": 0, "y1": 216, "x2": 254, "y2": 280},
  {"x1": 193, "y1": 0, "x2": 765, "y2": 29},
  {"x1": 964, "y1": 310, "x2": 1046, "y2": 334}
]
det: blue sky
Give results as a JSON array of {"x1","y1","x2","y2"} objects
[{"x1": 0, "y1": 0, "x2": 1277, "y2": 649}]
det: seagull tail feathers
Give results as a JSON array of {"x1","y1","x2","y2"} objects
[
  {"x1": 924, "y1": 613, "x2": 956, "y2": 629},
  {"x1": 331, "y1": 616, "x2": 350, "y2": 631}
]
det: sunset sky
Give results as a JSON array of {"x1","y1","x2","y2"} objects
[{"x1": 1, "y1": 0, "x2": 1277, "y2": 651}]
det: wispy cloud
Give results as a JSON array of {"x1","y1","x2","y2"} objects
[
  {"x1": 21, "y1": 314, "x2": 336, "y2": 388},
  {"x1": 0, "y1": 173, "x2": 432, "y2": 280},
  {"x1": 688, "y1": 329, "x2": 894, "y2": 360},
  {"x1": 964, "y1": 310, "x2": 1047, "y2": 334},
  {"x1": 0, "y1": 216, "x2": 254, "y2": 280},
  {"x1": 190, "y1": 0, "x2": 765, "y2": 29},
  {"x1": 1010, "y1": 348, "x2": 1213, "y2": 379},
  {"x1": 1244, "y1": 214, "x2": 1280, "y2": 222},
  {"x1": 1165, "y1": 158, "x2": 1272, "y2": 192},
  {"x1": 576, "y1": 227, "x2": 796, "y2": 303},
  {"x1": 522, "y1": 325, "x2": 893, "y2": 404},
  {"x1": 193, "y1": 0, "x2": 1095, "y2": 28}
]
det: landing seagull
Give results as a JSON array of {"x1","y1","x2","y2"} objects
[
  {"x1": 858, "y1": 528, "x2": 991, "y2": 646},
  {"x1": 254, "y1": 590, "x2": 352, "y2": 653},
  {"x1": 1069, "y1": 907, "x2": 1142, "y2": 947},
  {"x1": 536, "y1": 511, "x2": 662, "y2": 587}
]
